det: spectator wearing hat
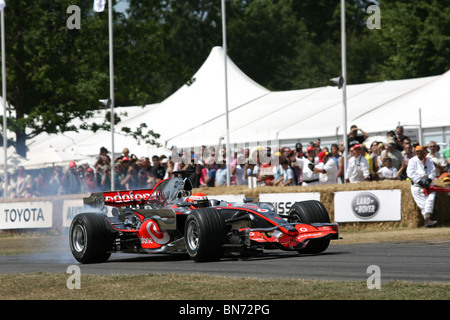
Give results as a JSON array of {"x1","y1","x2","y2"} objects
[
  {"x1": 62, "y1": 161, "x2": 81, "y2": 194},
  {"x1": 311, "y1": 151, "x2": 338, "y2": 185},
  {"x1": 406, "y1": 145, "x2": 437, "y2": 227},
  {"x1": 293, "y1": 146, "x2": 319, "y2": 186},
  {"x1": 346, "y1": 145, "x2": 370, "y2": 183}
]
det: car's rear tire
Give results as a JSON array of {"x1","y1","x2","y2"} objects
[
  {"x1": 69, "y1": 213, "x2": 114, "y2": 264},
  {"x1": 185, "y1": 208, "x2": 227, "y2": 262},
  {"x1": 288, "y1": 200, "x2": 331, "y2": 254}
]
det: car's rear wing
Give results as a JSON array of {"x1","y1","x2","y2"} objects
[{"x1": 83, "y1": 189, "x2": 154, "y2": 208}]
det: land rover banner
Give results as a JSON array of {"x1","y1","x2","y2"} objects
[
  {"x1": 334, "y1": 189, "x2": 401, "y2": 222},
  {"x1": 0, "y1": 201, "x2": 53, "y2": 230}
]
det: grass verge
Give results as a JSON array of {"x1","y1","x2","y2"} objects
[
  {"x1": 1, "y1": 272, "x2": 449, "y2": 300},
  {"x1": 1, "y1": 228, "x2": 449, "y2": 300}
]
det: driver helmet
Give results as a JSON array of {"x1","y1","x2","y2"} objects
[{"x1": 185, "y1": 193, "x2": 209, "y2": 209}]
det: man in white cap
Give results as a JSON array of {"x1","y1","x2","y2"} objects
[
  {"x1": 294, "y1": 146, "x2": 319, "y2": 185},
  {"x1": 407, "y1": 145, "x2": 437, "y2": 227},
  {"x1": 345, "y1": 144, "x2": 370, "y2": 183}
]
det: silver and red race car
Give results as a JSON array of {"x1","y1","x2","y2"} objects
[{"x1": 69, "y1": 177, "x2": 339, "y2": 263}]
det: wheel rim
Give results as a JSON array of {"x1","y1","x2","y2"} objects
[
  {"x1": 72, "y1": 224, "x2": 87, "y2": 253},
  {"x1": 290, "y1": 212, "x2": 302, "y2": 223},
  {"x1": 186, "y1": 220, "x2": 199, "y2": 251}
]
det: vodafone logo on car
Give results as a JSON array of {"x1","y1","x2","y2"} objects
[
  {"x1": 139, "y1": 220, "x2": 171, "y2": 248},
  {"x1": 104, "y1": 190, "x2": 151, "y2": 204}
]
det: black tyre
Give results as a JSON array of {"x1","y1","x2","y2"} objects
[
  {"x1": 288, "y1": 200, "x2": 331, "y2": 254},
  {"x1": 184, "y1": 208, "x2": 227, "y2": 262},
  {"x1": 69, "y1": 213, "x2": 114, "y2": 264}
]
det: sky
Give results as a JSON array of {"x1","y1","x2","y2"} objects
[{"x1": 115, "y1": 0, "x2": 129, "y2": 13}]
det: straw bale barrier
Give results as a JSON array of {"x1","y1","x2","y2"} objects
[
  {"x1": 195, "y1": 179, "x2": 450, "y2": 230},
  {"x1": 0, "y1": 180, "x2": 447, "y2": 233}
]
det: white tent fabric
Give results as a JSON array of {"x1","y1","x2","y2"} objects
[
  {"x1": 17, "y1": 46, "x2": 450, "y2": 169},
  {"x1": 0, "y1": 146, "x2": 29, "y2": 173},
  {"x1": 353, "y1": 69, "x2": 450, "y2": 133},
  {"x1": 166, "y1": 74, "x2": 439, "y2": 148},
  {"x1": 278, "y1": 76, "x2": 439, "y2": 141},
  {"x1": 115, "y1": 46, "x2": 270, "y2": 148},
  {"x1": 26, "y1": 106, "x2": 147, "y2": 155},
  {"x1": 24, "y1": 147, "x2": 87, "y2": 169}
]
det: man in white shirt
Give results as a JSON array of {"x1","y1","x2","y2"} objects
[
  {"x1": 311, "y1": 151, "x2": 338, "y2": 185},
  {"x1": 406, "y1": 145, "x2": 437, "y2": 227},
  {"x1": 377, "y1": 157, "x2": 398, "y2": 180},
  {"x1": 345, "y1": 144, "x2": 370, "y2": 183},
  {"x1": 274, "y1": 159, "x2": 295, "y2": 186},
  {"x1": 294, "y1": 146, "x2": 319, "y2": 185},
  {"x1": 427, "y1": 141, "x2": 447, "y2": 177}
]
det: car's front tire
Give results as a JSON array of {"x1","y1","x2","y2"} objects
[
  {"x1": 288, "y1": 200, "x2": 331, "y2": 254},
  {"x1": 185, "y1": 208, "x2": 227, "y2": 262},
  {"x1": 69, "y1": 213, "x2": 114, "y2": 264}
]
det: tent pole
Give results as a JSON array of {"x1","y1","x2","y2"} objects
[
  {"x1": 222, "y1": 0, "x2": 231, "y2": 186},
  {"x1": 341, "y1": 0, "x2": 348, "y2": 182},
  {"x1": 108, "y1": 0, "x2": 115, "y2": 190},
  {"x1": 419, "y1": 108, "x2": 423, "y2": 145},
  {"x1": 2, "y1": 8, "x2": 7, "y2": 198}
]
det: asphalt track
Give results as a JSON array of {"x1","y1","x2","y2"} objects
[{"x1": 1, "y1": 240, "x2": 449, "y2": 283}]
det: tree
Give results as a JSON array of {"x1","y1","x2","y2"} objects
[
  {"x1": 369, "y1": 0, "x2": 450, "y2": 80},
  {"x1": 2, "y1": 0, "x2": 109, "y2": 157},
  {"x1": 227, "y1": 0, "x2": 308, "y2": 90},
  {"x1": 1, "y1": 0, "x2": 169, "y2": 157}
]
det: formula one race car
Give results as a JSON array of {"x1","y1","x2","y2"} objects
[{"x1": 69, "y1": 177, "x2": 339, "y2": 263}]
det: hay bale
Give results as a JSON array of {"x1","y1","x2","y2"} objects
[{"x1": 194, "y1": 180, "x2": 427, "y2": 230}]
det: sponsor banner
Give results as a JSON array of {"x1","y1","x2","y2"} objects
[
  {"x1": 259, "y1": 192, "x2": 321, "y2": 215},
  {"x1": 62, "y1": 199, "x2": 84, "y2": 228},
  {"x1": 0, "y1": 201, "x2": 53, "y2": 230},
  {"x1": 335, "y1": 189, "x2": 401, "y2": 222},
  {"x1": 63, "y1": 199, "x2": 112, "y2": 227}
]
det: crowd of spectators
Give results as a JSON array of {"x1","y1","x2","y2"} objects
[{"x1": 1, "y1": 125, "x2": 449, "y2": 198}]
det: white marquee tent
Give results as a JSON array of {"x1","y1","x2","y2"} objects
[{"x1": 12, "y1": 46, "x2": 450, "y2": 168}]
